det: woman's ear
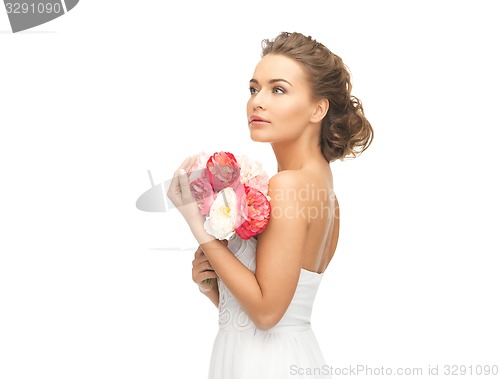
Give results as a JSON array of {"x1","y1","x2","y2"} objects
[{"x1": 310, "y1": 98, "x2": 329, "y2": 124}]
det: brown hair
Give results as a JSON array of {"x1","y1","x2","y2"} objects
[{"x1": 261, "y1": 32, "x2": 373, "y2": 162}]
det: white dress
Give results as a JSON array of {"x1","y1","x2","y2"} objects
[{"x1": 208, "y1": 234, "x2": 332, "y2": 379}]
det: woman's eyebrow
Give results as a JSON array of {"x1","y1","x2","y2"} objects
[{"x1": 249, "y1": 78, "x2": 293, "y2": 87}]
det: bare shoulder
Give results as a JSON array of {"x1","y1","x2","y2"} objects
[
  {"x1": 267, "y1": 171, "x2": 310, "y2": 207},
  {"x1": 268, "y1": 168, "x2": 329, "y2": 200},
  {"x1": 268, "y1": 170, "x2": 309, "y2": 193}
]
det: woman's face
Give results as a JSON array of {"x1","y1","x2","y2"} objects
[{"x1": 246, "y1": 54, "x2": 317, "y2": 143}]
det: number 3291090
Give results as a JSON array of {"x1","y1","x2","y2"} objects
[{"x1": 5, "y1": 2, "x2": 63, "y2": 14}]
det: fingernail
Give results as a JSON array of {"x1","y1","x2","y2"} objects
[{"x1": 179, "y1": 168, "x2": 186, "y2": 175}]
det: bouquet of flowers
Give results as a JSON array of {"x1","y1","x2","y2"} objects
[{"x1": 187, "y1": 151, "x2": 271, "y2": 243}]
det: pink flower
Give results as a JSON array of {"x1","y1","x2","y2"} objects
[
  {"x1": 189, "y1": 174, "x2": 215, "y2": 216},
  {"x1": 206, "y1": 152, "x2": 241, "y2": 192},
  {"x1": 235, "y1": 185, "x2": 271, "y2": 240}
]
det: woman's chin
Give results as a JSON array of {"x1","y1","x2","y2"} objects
[
  {"x1": 249, "y1": 130, "x2": 270, "y2": 143},
  {"x1": 250, "y1": 135, "x2": 269, "y2": 143}
]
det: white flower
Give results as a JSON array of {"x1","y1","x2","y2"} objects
[
  {"x1": 236, "y1": 154, "x2": 269, "y2": 195},
  {"x1": 204, "y1": 187, "x2": 238, "y2": 240}
]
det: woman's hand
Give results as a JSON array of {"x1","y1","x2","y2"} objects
[
  {"x1": 167, "y1": 156, "x2": 208, "y2": 238},
  {"x1": 192, "y1": 246, "x2": 219, "y2": 293}
]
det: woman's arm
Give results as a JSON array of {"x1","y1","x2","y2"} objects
[{"x1": 193, "y1": 171, "x2": 309, "y2": 330}]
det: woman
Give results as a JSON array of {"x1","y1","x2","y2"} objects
[{"x1": 168, "y1": 31, "x2": 373, "y2": 379}]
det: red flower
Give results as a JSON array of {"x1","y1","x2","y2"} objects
[
  {"x1": 235, "y1": 185, "x2": 271, "y2": 240},
  {"x1": 206, "y1": 152, "x2": 241, "y2": 192}
]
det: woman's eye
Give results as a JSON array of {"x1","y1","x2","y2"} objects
[
  {"x1": 273, "y1": 87, "x2": 285, "y2": 94},
  {"x1": 249, "y1": 87, "x2": 258, "y2": 94}
]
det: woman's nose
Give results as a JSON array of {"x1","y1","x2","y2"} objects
[{"x1": 251, "y1": 92, "x2": 265, "y2": 110}]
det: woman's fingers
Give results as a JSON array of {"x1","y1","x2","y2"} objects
[
  {"x1": 191, "y1": 242, "x2": 219, "y2": 292},
  {"x1": 193, "y1": 246, "x2": 203, "y2": 259},
  {"x1": 178, "y1": 155, "x2": 193, "y2": 170},
  {"x1": 194, "y1": 268, "x2": 218, "y2": 283},
  {"x1": 177, "y1": 155, "x2": 196, "y2": 177},
  {"x1": 192, "y1": 245, "x2": 218, "y2": 284},
  {"x1": 193, "y1": 256, "x2": 214, "y2": 272},
  {"x1": 168, "y1": 155, "x2": 200, "y2": 210},
  {"x1": 193, "y1": 267, "x2": 217, "y2": 283},
  {"x1": 200, "y1": 270, "x2": 218, "y2": 280},
  {"x1": 178, "y1": 168, "x2": 192, "y2": 201},
  {"x1": 167, "y1": 168, "x2": 181, "y2": 204},
  {"x1": 180, "y1": 155, "x2": 196, "y2": 173},
  {"x1": 199, "y1": 260, "x2": 215, "y2": 272}
]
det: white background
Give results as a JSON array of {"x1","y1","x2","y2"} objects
[{"x1": 1, "y1": 1, "x2": 499, "y2": 378}]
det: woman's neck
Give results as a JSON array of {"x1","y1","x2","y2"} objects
[{"x1": 271, "y1": 137, "x2": 326, "y2": 172}]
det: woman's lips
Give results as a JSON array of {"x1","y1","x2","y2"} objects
[{"x1": 249, "y1": 116, "x2": 270, "y2": 127}]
